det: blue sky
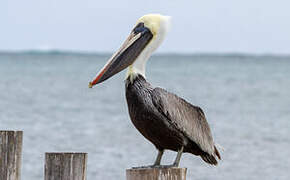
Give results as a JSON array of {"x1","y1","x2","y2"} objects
[{"x1": 1, "y1": 0, "x2": 289, "y2": 54}]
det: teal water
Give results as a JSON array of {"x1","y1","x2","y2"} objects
[{"x1": 0, "y1": 52, "x2": 290, "y2": 180}]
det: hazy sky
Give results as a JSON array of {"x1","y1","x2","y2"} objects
[{"x1": 1, "y1": 0, "x2": 290, "y2": 54}]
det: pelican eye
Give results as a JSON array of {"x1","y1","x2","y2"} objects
[{"x1": 133, "y1": 22, "x2": 149, "y2": 35}]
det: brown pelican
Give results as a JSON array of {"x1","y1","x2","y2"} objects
[{"x1": 89, "y1": 14, "x2": 221, "y2": 167}]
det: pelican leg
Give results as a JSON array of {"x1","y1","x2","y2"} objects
[
  {"x1": 173, "y1": 146, "x2": 184, "y2": 167},
  {"x1": 132, "y1": 149, "x2": 164, "y2": 169},
  {"x1": 153, "y1": 149, "x2": 164, "y2": 166}
]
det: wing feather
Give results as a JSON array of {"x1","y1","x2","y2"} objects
[{"x1": 152, "y1": 87, "x2": 215, "y2": 155}]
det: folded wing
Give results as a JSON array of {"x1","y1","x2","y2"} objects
[{"x1": 151, "y1": 87, "x2": 216, "y2": 156}]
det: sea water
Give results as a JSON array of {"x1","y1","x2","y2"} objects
[{"x1": 0, "y1": 52, "x2": 289, "y2": 180}]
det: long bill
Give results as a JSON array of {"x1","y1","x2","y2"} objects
[{"x1": 89, "y1": 26, "x2": 153, "y2": 88}]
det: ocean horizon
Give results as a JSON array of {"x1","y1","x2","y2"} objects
[{"x1": 1, "y1": 50, "x2": 290, "y2": 58}]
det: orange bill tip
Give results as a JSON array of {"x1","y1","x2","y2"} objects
[{"x1": 88, "y1": 82, "x2": 93, "y2": 88}]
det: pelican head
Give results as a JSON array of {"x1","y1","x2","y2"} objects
[{"x1": 89, "y1": 14, "x2": 171, "y2": 87}]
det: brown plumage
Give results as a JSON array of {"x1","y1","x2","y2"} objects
[{"x1": 126, "y1": 74, "x2": 221, "y2": 166}]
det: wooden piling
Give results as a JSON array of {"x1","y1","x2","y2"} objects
[
  {"x1": 0, "y1": 131, "x2": 23, "y2": 180},
  {"x1": 44, "y1": 153, "x2": 87, "y2": 180},
  {"x1": 126, "y1": 167, "x2": 187, "y2": 180}
]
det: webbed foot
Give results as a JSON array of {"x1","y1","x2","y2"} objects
[{"x1": 132, "y1": 164, "x2": 178, "y2": 169}]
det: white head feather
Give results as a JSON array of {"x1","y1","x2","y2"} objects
[{"x1": 126, "y1": 14, "x2": 171, "y2": 81}]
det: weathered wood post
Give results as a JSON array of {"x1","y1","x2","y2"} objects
[
  {"x1": 126, "y1": 167, "x2": 187, "y2": 180},
  {"x1": 0, "y1": 131, "x2": 23, "y2": 180},
  {"x1": 44, "y1": 152, "x2": 87, "y2": 180}
]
